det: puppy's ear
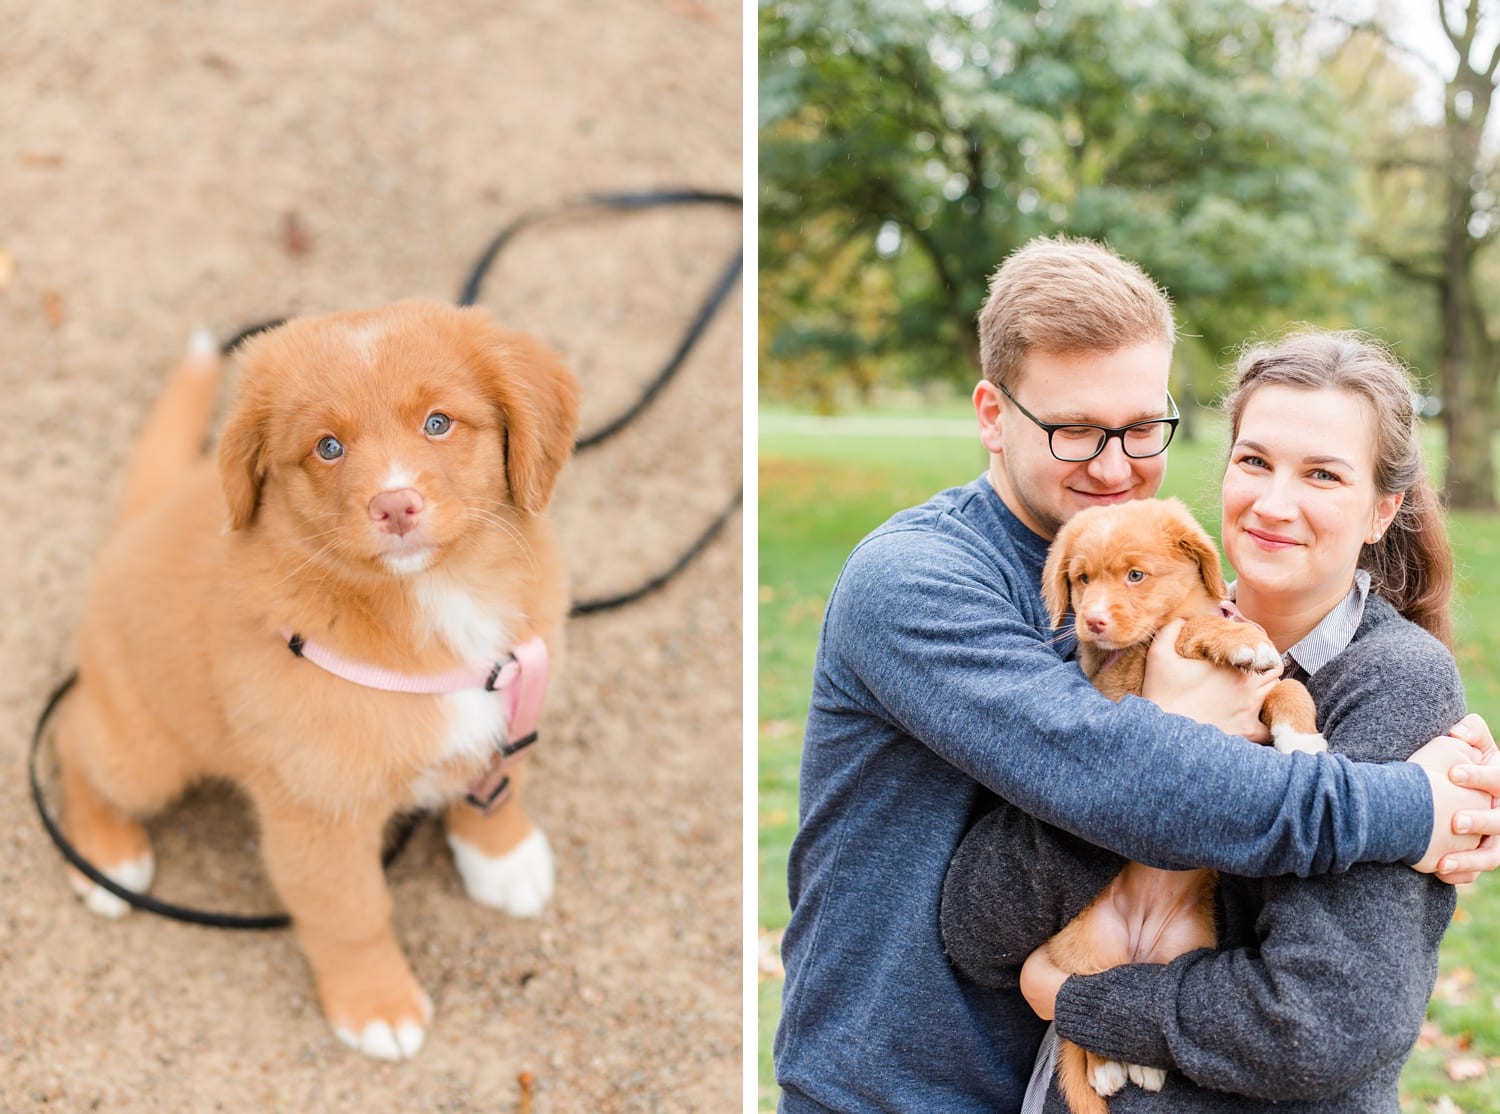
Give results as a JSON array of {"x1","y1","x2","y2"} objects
[
  {"x1": 1041, "y1": 520, "x2": 1079, "y2": 630},
  {"x1": 218, "y1": 400, "x2": 267, "y2": 530},
  {"x1": 1165, "y1": 500, "x2": 1228, "y2": 600},
  {"x1": 482, "y1": 327, "x2": 581, "y2": 514}
]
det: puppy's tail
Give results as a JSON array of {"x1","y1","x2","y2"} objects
[
  {"x1": 1056, "y1": 1039, "x2": 1110, "y2": 1114},
  {"x1": 117, "y1": 329, "x2": 222, "y2": 521}
]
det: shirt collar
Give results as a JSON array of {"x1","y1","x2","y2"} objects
[
  {"x1": 1284, "y1": 570, "x2": 1370, "y2": 678},
  {"x1": 1228, "y1": 570, "x2": 1369, "y2": 681}
]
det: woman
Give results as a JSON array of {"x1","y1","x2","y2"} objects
[{"x1": 941, "y1": 329, "x2": 1467, "y2": 1111}]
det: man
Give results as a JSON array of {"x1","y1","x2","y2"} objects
[{"x1": 772, "y1": 236, "x2": 1500, "y2": 1113}]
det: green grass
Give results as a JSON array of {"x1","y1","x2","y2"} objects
[{"x1": 758, "y1": 413, "x2": 1500, "y2": 1113}]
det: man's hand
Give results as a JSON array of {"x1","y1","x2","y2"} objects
[
  {"x1": 1408, "y1": 718, "x2": 1496, "y2": 880},
  {"x1": 1142, "y1": 619, "x2": 1280, "y2": 742},
  {"x1": 1020, "y1": 944, "x2": 1070, "y2": 1022},
  {"x1": 1418, "y1": 714, "x2": 1500, "y2": 885}
]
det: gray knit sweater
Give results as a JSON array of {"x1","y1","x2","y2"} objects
[{"x1": 941, "y1": 595, "x2": 1463, "y2": 1112}]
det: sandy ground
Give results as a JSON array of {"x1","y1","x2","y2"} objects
[{"x1": 0, "y1": 3, "x2": 742, "y2": 1111}]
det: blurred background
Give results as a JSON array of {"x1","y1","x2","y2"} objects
[{"x1": 758, "y1": 1, "x2": 1500, "y2": 1110}]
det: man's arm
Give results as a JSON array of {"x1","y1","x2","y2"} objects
[
  {"x1": 833, "y1": 529, "x2": 1480, "y2": 876},
  {"x1": 1142, "y1": 623, "x2": 1496, "y2": 880}
]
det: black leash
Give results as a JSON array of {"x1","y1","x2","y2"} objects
[{"x1": 30, "y1": 189, "x2": 741, "y2": 929}]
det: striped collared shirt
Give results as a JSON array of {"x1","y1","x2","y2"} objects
[{"x1": 1229, "y1": 570, "x2": 1371, "y2": 683}]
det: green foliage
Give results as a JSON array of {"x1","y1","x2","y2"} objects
[{"x1": 760, "y1": 0, "x2": 1378, "y2": 403}]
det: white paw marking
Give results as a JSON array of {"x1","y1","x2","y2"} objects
[
  {"x1": 334, "y1": 1018, "x2": 427, "y2": 1061},
  {"x1": 1128, "y1": 1063, "x2": 1167, "y2": 1091},
  {"x1": 1272, "y1": 725, "x2": 1329, "y2": 755},
  {"x1": 1090, "y1": 1058, "x2": 1128, "y2": 1097},
  {"x1": 1252, "y1": 642, "x2": 1280, "y2": 672},
  {"x1": 68, "y1": 852, "x2": 155, "y2": 920},
  {"x1": 333, "y1": 991, "x2": 431, "y2": 1062},
  {"x1": 448, "y1": 827, "x2": 554, "y2": 917}
]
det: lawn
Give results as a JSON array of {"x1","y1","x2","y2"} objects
[{"x1": 757, "y1": 411, "x2": 1500, "y2": 1113}]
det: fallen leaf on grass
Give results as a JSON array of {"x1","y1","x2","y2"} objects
[
  {"x1": 1416, "y1": 1020, "x2": 1442, "y2": 1048},
  {"x1": 1431, "y1": 1097, "x2": 1464, "y2": 1114},
  {"x1": 1433, "y1": 967, "x2": 1475, "y2": 1006},
  {"x1": 1445, "y1": 1056, "x2": 1487, "y2": 1082}
]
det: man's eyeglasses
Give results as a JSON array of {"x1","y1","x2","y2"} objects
[{"x1": 998, "y1": 383, "x2": 1180, "y2": 463}]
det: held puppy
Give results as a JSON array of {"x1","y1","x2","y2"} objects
[
  {"x1": 54, "y1": 299, "x2": 579, "y2": 1060},
  {"x1": 1037, "y1": 497, "x2": 1324, "y2": 1114}
]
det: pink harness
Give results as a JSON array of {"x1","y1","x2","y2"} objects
[{"x1": 282, "y1": 629, "x2": 549, "y2": 813}]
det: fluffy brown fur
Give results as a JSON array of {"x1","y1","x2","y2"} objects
[
  {"x1": 1038, "y1": 497, "x2": 1322, "y2": 1114},
  {"x1": 54, "y1": 298, "x2": 579, "y2": 1060}
]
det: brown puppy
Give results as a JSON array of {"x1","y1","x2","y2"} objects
[
  {"x1": 1037, "y1": 497, "x2": 1323, "y2": 1113},
  {"x1": 54, "y1": 299, "x2": 579, "y2": 1061}
]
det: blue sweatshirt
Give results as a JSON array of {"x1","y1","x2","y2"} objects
[{"x1": 773, "y1": 478, "x2": 1432, "y2": 1114}]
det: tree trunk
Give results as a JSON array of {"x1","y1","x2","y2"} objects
[{"x1": 1437, "y1": 36, "x2": 1497, "y2": 510}]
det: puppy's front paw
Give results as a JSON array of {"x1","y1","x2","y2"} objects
[
  {"x1": 67, "y1": 852, "x2": 155, "y2": 920},
  {"x1": 331, "y1": 990, "x2": 433, "y2": 1063},
  {"x1": 1228, "y1": 640, "x2": 1280, "y2": 673},
  {"x1": 1088, "y1": 1057, "x2": 1128, "y2": 1097},
  {"x1": 447, "y1": 827, "x2": 555, "y2": 917},
  {"x1": 1127, "y1": 1062, "x2": 1167, "y2": 1091},
  {"x1": 1272, "y1": 725, "x2": 1329, "y2": 755}
]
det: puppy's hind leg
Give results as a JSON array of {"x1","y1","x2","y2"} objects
[
  {"x1": 444, "y1": 767, "x2": 554, "y2": 918},
  {"x1": 52, "y1": 687, "x2": 187, "y2": 919}
]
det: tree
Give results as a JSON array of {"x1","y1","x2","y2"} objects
[
  {"x1": 1322, "y1": 0, "x2": 1500, "y2": 509},
  {"x1": 760, "y1": 0, "x2": 1375, "y2": 407}
]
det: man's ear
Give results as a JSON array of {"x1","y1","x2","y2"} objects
[
  {"x1": 218, "y1": 400, "x2": 267, "y2": 530},
  {"x1": 974, "y1": 380, "x2": 1005, "y2": 455},
  {"x1": 482, "y1": 327, "x2": 581, "y2": 514}
]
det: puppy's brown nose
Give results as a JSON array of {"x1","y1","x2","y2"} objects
[{"x1": 369, "y1": 488, "x2": 425, "y2": 536}]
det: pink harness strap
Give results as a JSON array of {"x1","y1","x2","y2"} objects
[{"x1": 282, "y1": 629, "x2": 550, "y2": 814}]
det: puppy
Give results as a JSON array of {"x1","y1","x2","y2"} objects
[
  {"x1": 53, "y1": 298, "x2": 579, "y2": 1061},
  {"x1": 1037, "y1": 497, "x2": 1323, "y2": 1114}
]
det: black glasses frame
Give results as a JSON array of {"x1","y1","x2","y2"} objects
[{"x1": 997, "y1": 383, "x2": 1180, "y2": 462}]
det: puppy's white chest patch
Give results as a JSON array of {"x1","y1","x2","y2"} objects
[
  {"x1": 414, "y1": 576, "x2": 509, "y2": 663},
  {"x1": 407, "y1": 577, "x2": 513, "y2": 807}
]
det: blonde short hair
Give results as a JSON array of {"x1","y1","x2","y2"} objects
[{"x1": 977, "y1": 236, "x2": 1176, "y2": 389}]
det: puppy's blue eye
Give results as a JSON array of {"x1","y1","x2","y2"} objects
[
  {"x1": 1127, "y1": 569, "x2": 1146, "y2": 583},
  {"x1": 425, "y1": 413, "x2": 452, "y2": 436},
  {"x1": 315, "y1": 435, "x2": 344, "y2": 461},
  {"x1": 1078, "y1": 574, "x2": 1090, "y2": 585}
]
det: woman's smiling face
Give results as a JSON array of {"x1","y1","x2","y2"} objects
[{"x1": 1222, "y1": 384, "x2": 1402, "y2": 615}]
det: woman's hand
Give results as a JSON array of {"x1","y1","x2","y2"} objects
[
  {"x1": 1408, "y1": 715, "x2": 1499, "y2": 882},
  {"x1": 1420, "y1": 714, "x2": 1500, "y2": 885},
  {"x1": 1142, "y1": 619, "x2": 1281, "y2": 742},
  {"x1": 1020, "y1": 944, "x2": 1070, "y2": 1022}
]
